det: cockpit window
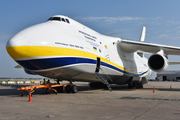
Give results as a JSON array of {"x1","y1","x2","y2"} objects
[
  {"x1": 47, "y1": 17, "x2": 61, "y2": 21},
  {"x1": 47, "y1": 17, "x2": 53, "y2": 21},
  {"x1": 47, "y1": 17, "x2": 70, "y2": 24},
  {"x1": 52, "y1": 17, "x2": 61, "y2": 21},
  {"x1": 66, "y1": 19, "x2": 70, "y2": 23},
  {"x1": 61, "y1": 18, "x2": 65, "y2": 22}
]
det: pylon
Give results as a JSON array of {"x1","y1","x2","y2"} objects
[
  {"x1": 170, "y1": 85, "x2": 172, "y2": 89},
  {"x1": 16, "y1": 84, "x2": 18, "y2": 88},
  {"x1": 153, "y1": 86, "x2": 155, "y2": 93},
  {"x1": 28, "y1": 91, "x2": 32, "y2": 102},
  {"x1": 147, "y1": 83, "x2": 148, "y2": 85}
]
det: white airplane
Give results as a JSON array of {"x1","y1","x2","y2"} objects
[{"x1": 6, "y1": 15, "x2": 180, "y2": 93}]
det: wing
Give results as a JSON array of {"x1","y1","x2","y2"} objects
[
  {"x1": 118, "y1": 39, "x2": 180, "y2": 55},
  {"x1": 169, "y1": 62, "x2": 180, "y2": 65}
]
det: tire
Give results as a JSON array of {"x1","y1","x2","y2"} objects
[
  {"x1": 65, "y1": 85, "x2": 71, "y2": 93},
  {"x1": 89, "y1": 82, "x2": 95, "y2": 88},
  {"x1": 128, "y1": 83, "x2": 132, "y2": 88},
  {"x1": 89, "y1": 82, "x2": 106, "y2": 89},
  {"x1": 71, "y1": 85, "x2": 78, "y2": 93},
  {"x1": 57, "y1": 86, "x2": 64, "y2": 93},
  {"x1": 132, "y1": 82, "x2": 143, "y2": 89}
]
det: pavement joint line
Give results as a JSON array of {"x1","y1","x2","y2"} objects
[
  {"x1": 0, "y1": 98, "x2": 180, "y2": 112},
  {"x1": 133, "y1": 99, "x2": 165, "y2": 120}
]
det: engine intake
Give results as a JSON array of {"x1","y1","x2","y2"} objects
[{"x1": 148, "y1": 54, "x2": 168, "y2": 72}]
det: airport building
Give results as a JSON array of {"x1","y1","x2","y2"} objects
[{"x1": 157, "y1": 70, "x2": 180, "y2": 81}]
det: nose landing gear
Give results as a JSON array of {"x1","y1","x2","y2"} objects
[
  {"x1": 65, "y1": 84, "x2": 78, "y2": 93},
  {"x1": 55, "y1": 80, "x2": 78, "y2": 93}
]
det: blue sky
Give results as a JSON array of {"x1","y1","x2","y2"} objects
[{"x1": 1, "y1": 0, "x2": 180, "y2": 78}]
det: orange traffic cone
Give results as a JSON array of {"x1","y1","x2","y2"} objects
[
  {"x1": 28, "y1": 91, "x2": 32, "y2": 102},
  {"x1": 153, "y1": 86, "x2": 155, "y2": 93},
  {"x1": 16, "y1": 84, "x2": 18, "y2": 88},
  {"x1": 170, "y1": 85, "x2": 172, "y2": 89}
]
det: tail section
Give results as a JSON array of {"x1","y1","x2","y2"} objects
[
  {"x1": 137, "y1": 26, "x2": 146, "y2": 57},
  {"x1": 139, "y1": 26, "x2": 146, "y2": 42}
]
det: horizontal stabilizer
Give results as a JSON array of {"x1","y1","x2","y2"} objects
[{"x1": 15, "y1": 65, "x2": 23, "y2": 68}]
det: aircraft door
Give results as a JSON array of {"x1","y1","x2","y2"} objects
[{"x1": 95, "y1": 57, "x2": 101, "y2": 72}]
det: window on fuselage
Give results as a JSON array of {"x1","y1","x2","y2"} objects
[
  {"x1": 47, "y1": 17, "x2": 53, "y2": 21},
  {"x1": 47, "y1": 17, "x2": 70, "y2": 24},
  {"x1": 62, "y1": 18, "x2": 65, "y2": 22},
  {"x1": 52, "y1": 17, "x2": 61, "y2": 21},
  {"x1": 47, "y1": 17, "x2": 61, "y2": 21},
  {"x1": 66, "y1": 19, "x2": 70, "y2": 23}
]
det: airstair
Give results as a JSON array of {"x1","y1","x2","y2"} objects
[{"x1": 95, "y1": 57, "x2": 113, "y2": 92}]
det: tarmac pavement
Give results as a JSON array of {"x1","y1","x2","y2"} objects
[{"x1": 0, "y1": 81, "x2": 180, "y2": 120}]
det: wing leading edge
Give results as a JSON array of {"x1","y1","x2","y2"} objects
[{"x1": 119, "y1": 39, "x2": 180, "y2": 55}]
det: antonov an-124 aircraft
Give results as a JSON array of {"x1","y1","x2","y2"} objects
[{"x1": 6, "y1": 15, "x2": 180, "y2": 92}]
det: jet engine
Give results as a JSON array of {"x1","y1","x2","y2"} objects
[{"x1": 148, "y1": 54, "x2": 168, "y2": 72}]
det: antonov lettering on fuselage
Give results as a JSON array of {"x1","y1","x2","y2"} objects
[{"x1": 6, "y1": 15, "x2": 180, "y2": 91}]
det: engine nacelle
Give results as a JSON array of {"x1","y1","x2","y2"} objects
[{"x1": 148, "y1": 54, "x2": 168, "y2": 72}]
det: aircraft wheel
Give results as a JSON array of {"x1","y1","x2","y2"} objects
[
  {"x1": 45, "y1": 90, "x2": 50, "y2": 94},
  {"x1": 89, "y1": 82, "x2": 106, "y2": 88},
  {"x1": 128, "y1": 83, "x2": 132, "y2": 88},
  {"x1": 57, "y1": 86, "x2": 64, "y2": 93},
  {"x1": 71, "y1": 85, "x2": 78, "y2": 93},
  {"x1": 131, "y1": 82, "x2": 143, "y2": 89},
  {"x1": 89, "y1": 82, "x2": 95, "y2": 88},
  {"x1": 65, "y1": 85, "x2": 71, "y2": 93}
]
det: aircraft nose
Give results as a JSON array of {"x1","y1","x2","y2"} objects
[
  {"x1": 6, "y1": 33, "x2": 29, "y2": 59},
  {"x1": 7, "y1": 33, "x2": 28, "y2": 47}
]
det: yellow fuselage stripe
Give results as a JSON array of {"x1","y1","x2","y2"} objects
[{"x1": 6, "y1": 46, "x2": 143, "y2": 74}]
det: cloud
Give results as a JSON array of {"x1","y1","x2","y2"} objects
[
  {"x1": 158, "y1": 34, "x2": 180, "y2": 40},
  {"x1": 158, "y1": 34, "x2": 169, "y2": 38},
  {"x1": 167, "y1": 20, "x2": 180, "y2": 25},
  {"x1": 74, "y1": 16, "x2": 145, "y2": 24},
  {"x1": 152, "y1": 17, "x2": 161, "y2": 21},
  {"x1": 172, "y1": 36, "x2": 180, "y2": 40}
]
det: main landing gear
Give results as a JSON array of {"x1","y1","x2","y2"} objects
[
  {"x1": 128, "y1": 81, "x2": 143, "y2": 89},
  {"x1": 89, "y1": 82, "x2": 107, "y2": 89}
]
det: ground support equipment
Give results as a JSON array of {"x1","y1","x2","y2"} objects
[{"x1": 17, "y1": 83, "x2": 70, "y2": 96}]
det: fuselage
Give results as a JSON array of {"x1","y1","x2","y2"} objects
[{"x1": 6, "y1": 15, "x2": 150, "y2": 84}]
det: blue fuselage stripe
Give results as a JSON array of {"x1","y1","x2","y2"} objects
[{"x1": 16, "y1": 57, "x2": 148, "y2": 76}]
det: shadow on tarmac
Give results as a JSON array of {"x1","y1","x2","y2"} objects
[
  {"x1": 103, "y1": 84, "x2": 180, "y2": 92},
  {"x1": 0, "y1": 84, "x2": 180, "y2": 97},
  {"x1": 0, "y1": 84, "x2": 93, "y2": 97}
]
